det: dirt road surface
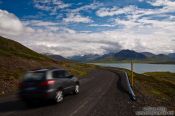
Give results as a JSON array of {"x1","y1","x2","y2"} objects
[{"x1": 0, "y1": 70, "x2": 136, "y2": 116}]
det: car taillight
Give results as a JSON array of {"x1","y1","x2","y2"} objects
[{"x1": 39, "y1": 80, "x2": 55, "y2": 87}]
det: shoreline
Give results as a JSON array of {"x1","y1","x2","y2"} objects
[{"x1": 89, "y1": 62, "x2": 175, "y2": 65}]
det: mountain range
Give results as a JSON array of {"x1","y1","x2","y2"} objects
[
  {"x1": 68, "y1": 54, "x2": 100, "y2": 62},
  {"x1": 44, "y1": 53, "x2": 69, "y2": 62},
  {"x1": 68, "y1": 50, "x2": 175, "y2": 64}
]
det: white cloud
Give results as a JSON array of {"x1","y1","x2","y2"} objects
[
  {"x1": 147, "y1": 0, "x2": 175, "y2": 7},
  {"x1": 147, "y1": 0, "x2": 175, "y2": 13},
  {"x1": 33, "y1": 0, "x2": 70, "y2": 15},
  {"x1": 0, "y1": 7, "x2": 175, "y2": 57},
  {"x1": 72, "y1": 2, "x2": 103, "y2": 13},
  {"x1": 96, "y1": 0, "x2": 175, "y2": 19},
  {"x1": 109, "y1": 1, "x2": 175, "y2": 54},
  {"x1": 63, "y1": 13, "x2": 93, "y2": 23},
  {"x1": 62, "y1": 2, "x2": 102, "y2": 24},
  {"x1": 24, "y1": 20, "x2": 58, "y2": 26},
  {"x1": 88, "y1": 24, "x2": 115, "y2": 27},
  {"x1": 0, "y1": 9, "x2": 24, "y2": 35},
  {"x1": 96, "y1": 5, "x2": 138, "y2": 17}
]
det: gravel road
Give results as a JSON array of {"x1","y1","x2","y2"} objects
[{"x1": 0, "y1": 70, "x2": 136, "y2": 116}]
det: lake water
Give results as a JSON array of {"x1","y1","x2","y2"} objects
[{"x1": 93, "y1": 63, "x2": 175, "y2": 73}]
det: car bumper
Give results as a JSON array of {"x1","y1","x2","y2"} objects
[{"x1": 18, "y1": 89, "x2": 56, "y2": 101}]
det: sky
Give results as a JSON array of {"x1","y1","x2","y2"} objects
[{"x1": 0, "y1": 0, "x2": 175, "y2": 57}]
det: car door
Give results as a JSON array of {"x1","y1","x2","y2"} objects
[
  {"x1": 52, "y1": 70, "x2": 68, "y2": 91},
  {"x1": 64, "y1": 71, "x2": 75, "y2": 91}
]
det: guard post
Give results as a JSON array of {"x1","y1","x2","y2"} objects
[{"x1": 131, "y1": 60, "x2": 134, "y2": 87}]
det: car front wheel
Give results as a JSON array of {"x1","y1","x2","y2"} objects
[{"x1": 55, "y1": 90, "x2": 63, "y2": 103}]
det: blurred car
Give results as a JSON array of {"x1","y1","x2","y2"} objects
[{"x1": 18, "y1": 68, "x2": 79, "y2": 104}]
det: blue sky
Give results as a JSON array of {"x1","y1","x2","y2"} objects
[{"x1": 0, "y1": 0, "x2": 175, "y2": 56}]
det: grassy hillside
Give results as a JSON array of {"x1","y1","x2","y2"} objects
[
  {"x1": 0, "y1": 36, "x2": 97, "y2": 96},
  {"x1": 0, "y1": 36, "x2": 49, "y2": 60},
  {"x1": 91, "y1": 50, "x2": 175, "y2": 64}
]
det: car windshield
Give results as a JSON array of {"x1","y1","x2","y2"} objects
[{"x1": 24, "y1": 71, "x2": 46, "y2": 81}]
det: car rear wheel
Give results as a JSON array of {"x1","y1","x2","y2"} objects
[
  {"x1": 55, "y1": 90, "x2": 63, "y2": 103},
  {"x1": 74, "y1": 84, "x2": 79, "y2": 94}
]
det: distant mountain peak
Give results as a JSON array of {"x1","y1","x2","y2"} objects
[
  {"x1": 168, "y1": 53, "x2": 175, "y2": 58},
  {"x1": 114, "y1": 49, "x2": 146, "y2": 60},
  {"x1": 69, "y1": 54, "x2": 100, "y2": 62},
  {"x1": 141, "y1": 52, "x2": 155, "y2": 58}
]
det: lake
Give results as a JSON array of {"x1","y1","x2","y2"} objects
[{"x1": 93, "y1": 63, "x2": 175, "y2": 73}]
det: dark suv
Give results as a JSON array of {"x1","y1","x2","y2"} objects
[{"x1": 18, "y1": 68, "x2": 79, "y2": 103}]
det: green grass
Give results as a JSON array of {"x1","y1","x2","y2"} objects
[{"x1": 143, "y1": 72, "x2": 175, "y2": 98}]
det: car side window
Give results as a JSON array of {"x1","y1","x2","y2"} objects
[
  {"x1": 64, "y1": 71, "x2": 70, "y2": 77},
  {"x1": 52, "y1": 71, "x2": 65, "y2": 78}
]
